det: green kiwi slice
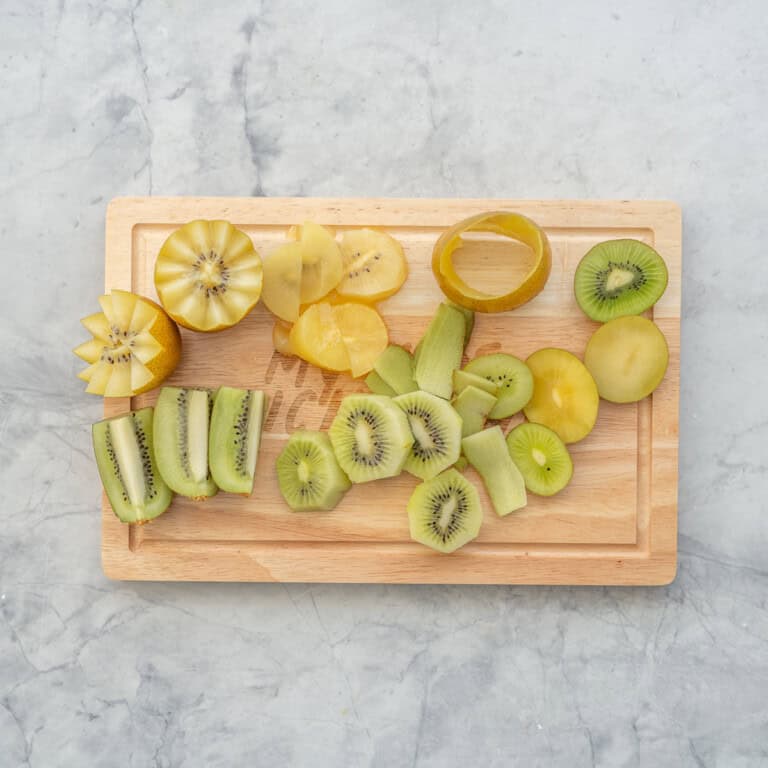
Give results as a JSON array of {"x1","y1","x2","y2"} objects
[
  {"x1": 462, "y1": 426, "x2": 527, "y2": 516},
  {"x1": 463, "y1": 353, "x2": 533, "y2": 419},
  {"x1": 93, "y1": 407, "x2": 172, "y2": 523},
  {"x1": 329, "y1": 394, "x2": 414, "y2": 482},
  {"x1": 574, "y1": 238, "x2": 668, "y2": 322},
  {"x1": 153, "y1": 386, "x2": 218, "y2": 499},
  {"x1": 373, "y1": 345, "x2": 417, "y2": 394},
  {"x1": 452, "y1": 385, "x2": 497, "y2": 437},
  {"x1": 506, "y1": 422, "x2": 573, "y2": 496},
  {"x1": 453, "y1": 369, "x2": 499, "y2": 397},
  {"x1": 414, "y1": 303, "x2": 466, "y2": 399},
  {"x1": 394, "y1": 390, "x2": 462, "y2": 480},
  {"x1": 208, "y1": 387, "x2": 266, "y2": 495},
  {"x1": 276, "y1": 430, "x2": 351, "y2": 511},
  {"x1": 407, "y1": 468, "x2": 483, "y2": 553},
  {"x1": 365, "y1": 371, "x2": 396, "y2": 396}
]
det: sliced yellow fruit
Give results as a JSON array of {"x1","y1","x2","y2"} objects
[
  {"x1": 336, "y1": 228, "x2": 408, "y2": 303},
  {"x1": 287, "y1": 222, "x2": 343, "y2": 304},
  {"x1": 289, "y1": 303, "x2": 351, "y2": 372},
  {"x1": 523, "y1": 348, "x2": 599, "y2": 444},
  {"x1": 432, "y1": 211, "x2": 551, "y2": 313},
  {"x1": 154, "y1": 219, "x2": 263, "y2": 332},
  {"x1": 261, "y1": 242, "x2": 303, "y2": 322},
  {"x1": 333, "y1": 303, "x2": 389, "y2": 377},
  {"x1": 74, "y1": 290, "x2": 181, "y2": 397},
  {"x1": 272, "y1": 319, "x2": 294, "y2": 356}
]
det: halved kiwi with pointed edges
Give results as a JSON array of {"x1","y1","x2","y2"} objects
[{"x1": 574, "y1": 239, "x2": 668, "y2": 322}]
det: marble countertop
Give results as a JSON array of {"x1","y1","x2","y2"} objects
[{"x1": 2, "y1": 1, "x2": 766, "y2": 765}]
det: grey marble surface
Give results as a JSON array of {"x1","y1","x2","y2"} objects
[{"x1": 2, "y1": 0, "x2": 767, "y2": 765}]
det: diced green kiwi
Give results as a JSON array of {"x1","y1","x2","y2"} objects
[
  {"x1": 365, "y1": 371, "x2": 396, "y2": 396},
  {"x1": 394, "y1": 390, "x2": 462, "y2": 480},
  {"x1": 506, "y1": 422, "x2": 573, "y2": 496},
  {"x1": 407, "y1": 468, "x2": 483, "y2": 553},
  {"x1": 153, "y1": 386, "x2": 218, "y2": 499},
  {"x1": 373, "y1": 345, "x2": 417, "y2": 394},
  {"x1": 574, "y1": 238, "x2": 668, "y2": 322},
  {"x1": 208, "y1": 387, "x2": 266, "y2": 495},
  {"x1": 463, "y1": 353, "x2": 533, "y2": 419},
  {"x1": 452, "y1": 385, "x2": 497, "y2": 437},
  {"x1": 462, "y1": 426, "x2": 526, "y2": 516},
  {"x1": 329, "y1": 394, "x2": 414, "y2": 483},
  {"x1": 276, "y1": 430, "x2": 351, "y2": 511},
  {"x1": 414, "y1": 303, "x2": 465, "y2": 399},
  {"x1": 453, "y1": 369, "x2": 499, "y2": 397},
  {"x1": 93, "y1": 407, "x2": 172, "y2": 524},
  {"x1": 447, "y1": 301, "x2": 475, "y2": 348}
]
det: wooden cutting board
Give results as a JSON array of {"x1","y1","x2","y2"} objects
[{"x1": 101, "y1": 197, "x2": 680, "y2": 584}]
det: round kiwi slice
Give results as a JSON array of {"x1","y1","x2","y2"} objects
[
  {"x1": 407, "y1": 469, "x2": 483, "y2": 553},
  {"x1": 584, "y1": 316, "x2": 669, "y2": 403},
  {"x1": 463, "y1": 353, "x2": 534, "y2": 419},
  {"x1": 329, "y1": 394, "x2": 414, "y2": 483},
  {"x1": 506, "y1": 422, "x2": 573, "y2": 496},
  {"x1": 276, "y1": 431, "x2": 351, "y2": 511},
  {"x1": 574, "y1": 239, "x2": 668, "y2": 322},
  {"x1": 393, "y1": 390, "x2": 462, "y2": 480}
]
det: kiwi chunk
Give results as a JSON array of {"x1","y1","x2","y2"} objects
[
  {"x1": 453, "y1": 369, "x2": 499, "y2": 397},
  {"x1": 153, "y1": 386, "x2": 218, "y2": 499},
  {"x1": 452, "y1": 385, "x2": 497, "y2": 437},
  {"x1": 208, "y1": 387, "x2": 266, "y2": 495},
  {"x1": 414, "y1": 303, "x2": 465, "y2": 399},
  {"x1": 574, "y1": 238, "x2": 668, "y2": 322},
  {"x1": 373, "y1": 345, "x2": 417, "y2": 394},
  {"x1": 329, "y1": 394, "x2": 414, "y2": 483},
  {"x1": 463, "y1": 353, "x2": 533, "y2": 419},
  {"x1": 93, "y1": 407, "x2": 172, "y2": 524},
  {"x1": 506, "y1": 422, "x2": 573, "y2": 496},
  {"x1": 394, "y1": 390, "x2": 463, "y2": 480},
  {"x1": 447, "y1": 301, "x2": 475, "y2": 348},
  {"x1": 365, "y1": 371, "x2": 396, "y2": 396},
  {"x1": 584, "y1": 316, "x2": 669, "y2": 402},
  {"x1": 407, "y1": 469, "x2": 483, "y2": 553},
  {"x1": 462, "y1": 426, "x2": 526, "y2": 516},
  {"x1": 276, "y1": 431, "x2": 351, "y2": 511}
]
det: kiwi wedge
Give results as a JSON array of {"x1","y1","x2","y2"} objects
[
  {"x1": 463, "y1": 353, "x2": 533, "y2": 419},
  {"x1": 452, "y1": 385, "x2": 497, "y2": 437},
  {"x1": 329, "y1": 394, "x2": 414, "y2": 483},
  {"x1": 414, "y1": 303, "x2": 466, "y2": 399},
  {"x1": 584, "y1": 316, "x2": 669, "y2": 403},
  {"x1": 208, "y1": 387, "x2": 266, "y2": 495},
  {"x1": 462, "y1": 426, "x2": 527, "y2": 516},
  {"x1": 93, "y1": 407, "x2": 172, "y2": 523},
  {"x1": 506, "y1": 422, "x2": 573, "y2": 496},
  {"x1": 153, "y1": 386, "x2": 218, "y2": 499},
  {"x1": 373, "y1": 345, "x2": 417, "y2": 395},
  {"x1": 407, "y1": 469, "x2": 483, "y2": 553},
  {"x1": 365, "y1": 370, "x2": 396, "y2": 396},
  {"x1": 276, "y1": 431, "x2": 351, "y2": 511},
  {"x1": 453, "y1": 369, "x2": 499, "y2": 398},
  {"x1": 447, "y1": 301, "x2": 475, "y2": 348},
  {"x1": 394, "y1": 390, "x2": 462, "y2": 480},
  {"x1": 574, "y1": 239, "x2": 668, "y2": 322}
]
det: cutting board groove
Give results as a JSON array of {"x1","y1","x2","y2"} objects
[{"x1": 102, "y1": 197, "x2": 680, "y2": 584}]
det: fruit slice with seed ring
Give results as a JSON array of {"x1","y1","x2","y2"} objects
[
  {"x1": 336, "y1": 229, "x2": 408, "y2": 303},
  {"x1": 506, "y1": 422, "x2": 573, "y2": 496}
]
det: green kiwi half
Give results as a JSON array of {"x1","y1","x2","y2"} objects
[
  {"x1": 506, "y1": 422, "x2": 573, "y2": 496},
  {"x1": 574, "y1": 239, "x2": 668, "y2": 322}
]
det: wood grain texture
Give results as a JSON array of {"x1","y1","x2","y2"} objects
[{"x1": 101, "y1": 197, "x2": 681, "y2": 584}]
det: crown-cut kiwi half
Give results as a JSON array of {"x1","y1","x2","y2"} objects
[
  {"x1": 93, "y1": 407, "x2": 172, "y2": 523},
  {"x1": 276, "y1": 431, "x2": 351, "y2": 511},
  {"x1": 506, "y1": 422, "x2": 573, "y2": 496},
  {"x1": 394, "y1": 390, "x2": 462, "y2": 480},
  {"x1": 208, "y1": 387, "x2": 266, "y2": 495},
  {"x1": 329, "y1": 394, "x2": 414, "y2": 483},
  {"x1": 407, "y1": 469, "x2": 483, "y2": 553},
  {"x1": 574, "y1": 239, "x2": 668, "y2": 322},
  {"x1": 584, "y1": 315, "x2": 669, "y2": 403},
  {"x1": 153, "y1": 386, "x2": 218, "y2": 499}
]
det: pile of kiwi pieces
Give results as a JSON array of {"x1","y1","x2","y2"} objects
[{"x1": 277, "y1": 236, "x2": 670, "y2": 555}]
